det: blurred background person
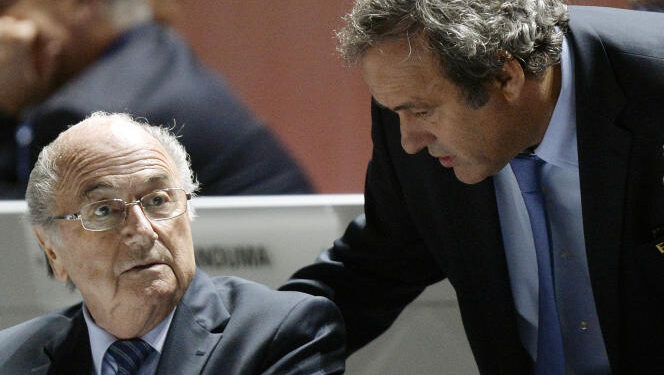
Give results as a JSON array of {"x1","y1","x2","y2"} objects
[
  {"x1": 630, "y1": 0, "x2": 664, "y2": 10},
  {"x1": 0, "y1": 0, "x2": 313, "y2": 199}
]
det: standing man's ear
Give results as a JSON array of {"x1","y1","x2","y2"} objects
[
  {"x1": 493, "y1": 58, "x2": 526, "y2": 103},
  {"x1": 33, "y1": 226, "x2": 69, "y2": 283}
]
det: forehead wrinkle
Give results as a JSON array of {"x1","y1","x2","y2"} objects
[
  {"x1": 369, "y1": 64, "x2": 444, "y2": 111},
  {"x1": 82, "y1": 181, "x2": 118, "y2": 199},
  {"x1": 75, "y1": 159, "x2": 174, "y2": 196},
  {"x1": 81, "y1": 174, "x2": 171, "y2": 203},
  {"x1": 57, "y1": 145, "x2": 176, "y2": 206}
]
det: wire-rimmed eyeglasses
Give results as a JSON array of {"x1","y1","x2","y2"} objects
[{"x1": 52, "y1": 188, "x2": 191, "y2": 231}]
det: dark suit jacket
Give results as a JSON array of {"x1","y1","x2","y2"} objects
[
  {"x1": 282, "y1": 7, "x2": 664, "y2": 374},
  {"x1": 0, "y1": 270, "x2": 345, "y2": 374},
  {"x1": 0, "y1": 22, "x2": 312, "y2": 198}
]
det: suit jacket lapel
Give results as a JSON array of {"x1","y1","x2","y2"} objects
[
  {"x1": 156, "y1": 270, "x2": 229, "y2": 375},
  {"x1": 567, "y1": 15, "x2": 629, "y2": 370},
  {"x1": 40, "y1": 309, "x2": 93, "y2": 375}
]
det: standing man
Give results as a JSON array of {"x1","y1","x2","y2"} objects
[
  {"x1": 0, "y1": 0, "x2": 312, "y2": 198},
  {"x1": 282, "y1": 0, "x2": 664, "y2": 373},
  {"x1": 0, "y1": 112, "x2": 345, "y2": 374}
]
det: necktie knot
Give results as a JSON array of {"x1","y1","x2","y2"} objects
[
  {"x1": 106, "y1": 339, "x2": 154, "y2": 375},
  {"x1": 510, "y1": 154, "x2": 544, "y2": 194}
]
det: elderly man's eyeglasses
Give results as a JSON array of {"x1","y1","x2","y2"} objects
[{"x1": 53, "y1": 188, "x2": 191, "y2": 231}]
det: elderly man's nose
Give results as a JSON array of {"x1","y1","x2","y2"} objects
[{"x1": 121, "y1": 204, "x2": 157, "y2": 249}]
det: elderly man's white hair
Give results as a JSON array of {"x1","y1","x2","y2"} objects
[{"x1": 26, "y1": 111, "x2": 199, "y2": 231}]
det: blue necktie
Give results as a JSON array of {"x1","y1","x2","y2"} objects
[
  {"x1": 105, "y1": 339, "x2": 154, "y2": 375},
  {"x1": 510, "y1": 155, "x2": 565, "y2": 374}
]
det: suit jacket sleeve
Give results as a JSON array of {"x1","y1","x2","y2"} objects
[
  {"x1": 260, "y1": 296, "x2": 346, "y2": 375},
  {"x1": 281, "y1": 99, "x2": 446, "y2": 353}
]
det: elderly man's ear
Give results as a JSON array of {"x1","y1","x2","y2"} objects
[{"x1": 33, "y1": 226, "x2": 69, "y2": 283}]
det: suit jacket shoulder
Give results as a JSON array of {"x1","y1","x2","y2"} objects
[
  {"x1": 568, "y1": 6, "x2": 664, "y2": 98},
  {"x1": 0, "y1": 304, "x2": 92, "y2": 374},
  {"x1": 158, "y1": 270, "x2": 346, "y2": 374}
]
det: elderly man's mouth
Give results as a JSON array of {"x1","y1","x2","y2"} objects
[{"x1": 123, "y1": 262, "x2": 164, "y2": 274}]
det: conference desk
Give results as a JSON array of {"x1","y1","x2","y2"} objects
[{"x1": 0, "y1": 195, "x2": 477, "y2": 374}]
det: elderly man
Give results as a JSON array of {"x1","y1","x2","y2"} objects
[
  {"x1": 282, "y1": 0, "x2": 664, "y2": 373},
  {"x1": 0, "y1": 0, "x2": 312, "y2": 198},
  {"x1": 0, "y1": 113, "x2": 345, "y2": 374}
]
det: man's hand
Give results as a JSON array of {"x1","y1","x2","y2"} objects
[{"x1": 0, "y1": 16, "x2": 60, "y2": 117}]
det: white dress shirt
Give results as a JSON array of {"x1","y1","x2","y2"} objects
[
  {"x1": 83, "y1": 304, "x2": 175, "y2": 375},
  {"x1": 494, "y1": 36, "x2": 610, "y2": 373}
]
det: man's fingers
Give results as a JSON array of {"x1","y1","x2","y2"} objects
[
  {"x1": 0, "y1": 16, "x2": 42, "y2": 115},
  {"x1": 0, "y1": 16, "x2": 38, "y2": 43}
]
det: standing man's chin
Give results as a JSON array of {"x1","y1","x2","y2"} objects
[{"x1": 453, "y1": 169, "x2": 490, "y2": 185}]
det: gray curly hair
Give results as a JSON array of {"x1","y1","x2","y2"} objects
[
  {"x1": 338, "y1": 0, "x2": 569, "y2": 107},
  {"x1": 26, "y1": 112, "x2": 199, "y2": 230}
]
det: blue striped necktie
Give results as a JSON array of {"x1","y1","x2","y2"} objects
[
  {"x1": 510, "y1": 154, "x2": 565, "y2": 374},
  {"x1": 106, "y1": 339, "x2": 154, "y2": 375}
]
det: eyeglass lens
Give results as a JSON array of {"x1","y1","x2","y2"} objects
[{"x1": 79, "y1": 189, "x2": 187, "y2": 231}]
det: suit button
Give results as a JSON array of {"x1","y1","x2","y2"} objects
[{"x1": 579, "y1": 321, "x2": 589, "y2": 331}]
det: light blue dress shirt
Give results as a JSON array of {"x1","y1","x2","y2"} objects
[
  {"x1": 494, "y1": 36, "x2": 611, "y2": 373},
  {"x1": 83, "y1": 304, "x2": 175, "y2": 375}
]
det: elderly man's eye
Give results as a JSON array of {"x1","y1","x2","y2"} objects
[
  {"x1": 145, "y1": 191, "x2": 172, "y2": 207},
  {"x1": 93, "y1": 205, "x2": 112, "y2": 217},
  {"x1": 151, "y1": 196, "x2": 164, "y2": 206}
]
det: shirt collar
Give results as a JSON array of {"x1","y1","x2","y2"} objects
[
  {"x1": 533, "y1": 35, "x2": 578, "y2": 169},
  {"x1": 83, "y1": 304, "x2": 176, "y2": 375}
]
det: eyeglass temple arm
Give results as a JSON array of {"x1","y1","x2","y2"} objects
[{"x1": 52, "y1": 213, "x2": 81, "y2": 221}]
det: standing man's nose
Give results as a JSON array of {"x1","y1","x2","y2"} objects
[{"x1": 399, "y1": 117, "x2": 436, "y2": 154}]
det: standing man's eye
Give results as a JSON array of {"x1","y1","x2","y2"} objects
[{"x1": 413, "y1": 110, "x2": 432, "y2": 118}]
